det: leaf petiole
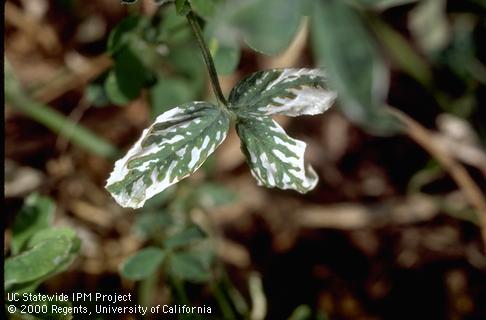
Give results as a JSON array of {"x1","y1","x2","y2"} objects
[{"x1": 186, "y1": 10, "x2": 228, "y2": 107}]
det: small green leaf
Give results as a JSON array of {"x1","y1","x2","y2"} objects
[
  {"x1": 106, "y1": 102, "x2": 230, "y2": 208},
  {"x1": 229, "y1": 68, "x2": 336, "y2": 117},
  {"x1": 107, "y1": 16, "x2": 146, "y2": 54},
  {"x1": 237, "y1": 117, "x2": 318, "y2": 193},
  {"x1": 104, "y1": 70, "x2": 129, "y2": 105},
  {"x1": 169, "y1": 252, "x2": 210, "y2": 282},
  {"x1": 11, "y1": 194, "x2": 55, "y2": 255},
  {"x1": 105, "y1": 47, "x2": 146, "y2": 106},
  {"x1": 120, "y1": 247, "x2": 166, "y2": 280},
  {"x1": 164, "y1": 225, "x2": 206, "y2": 249},
  {"x1": 5, "y1": 237, "x2": 75, "y2": 288}
]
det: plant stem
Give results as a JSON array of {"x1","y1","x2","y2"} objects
[
  {"x1": 6, "y1": 89, "x2": 119, "y2": 159},
  {"x1": 186, "y1": 11, "x2": 228, "y2": 107},
  {"x1": 212, "y1": 280, "x2": 237, "y2": 320}
]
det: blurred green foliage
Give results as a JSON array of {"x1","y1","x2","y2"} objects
[{"x1": 5, "y1": 194, "x2": 81, "y2": 320}]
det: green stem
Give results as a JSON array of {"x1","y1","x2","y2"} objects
[
  {"x1": 138, "y1": 269, "x2": 159, "y2": 308},
  {"x1": 6, "y1": 89, "x2": 119, "y2": 159},
  {"x1": 212, "y1": 280, "x2": 237, "y2": 320},
  {"x1": 169, "y1": 275, "x2": 190, "y2": 305},
  {"x1": 186, "y1": 11, "x2": 228, "y2": 107}
]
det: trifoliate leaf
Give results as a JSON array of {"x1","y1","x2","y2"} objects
[
  {"x1": 229, "y1": 68, "x2": 337, "y2": 117},
  {"x1": 237, "y1": 116, "x2": 318, "y2": 193},
  {"x1": 106, "y1": 102, "x2": 230, "y2": 209}
]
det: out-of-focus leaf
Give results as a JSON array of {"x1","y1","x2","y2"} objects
[
  {"x1": 209, "y1": 38, "x2": 241, "y2": 75},
  {"x1": 107, "y1": 15, "x2": 147, "y2": 54},
  {"x1": 311, "y1": 0, "x2": 400, "y2": 134},
  {"x1": 436, "y1": 16, "x2": 485, "y2": 85},
  {"x1": 288, "y1": 305, "x2": 312, "y2": 320},
  {"x1": 106, "y1": 103, "x2": 230, "y2": 208},
  {"x1": 11, "y1": 194, "x2": 55, "y2": 255},
  {"x1": 164, "y1": 225, "x2": 206, "y2": 249},
  {"x1": 104, "y1": 70, "x2": 130, "y2": 105},
  {"x1": 196, "y1": 182, "x2": 237, "y2": 207},
  {"x1": 120, "y1": 247, "x2": 166, "y2": 280},
  {"x1": 156, "y1": 6, "x2": 192, "y2": 44},
  {"x1": 175, "y1": 0, "x2": 191, "y2": 15},
  {"x1": 84, "y1": 82, "x2": 111, "y2": 107},
  {"x1": 371, "y1": 19, "x2": 432, "y2": 86},
  {"x1": 5, "y1": 237, "x2": 76, "y2": 289},
  {"x1": 141, "y1": 185, "x2": 177, "y2": 209},
  {"x1": 27, "y1": 228, "x2": 79, "y2": 251},
  {"x1": 134, "y1": 211, "x2": 173, "y2": 239},
  {"x1": 190, "y1": 0, "x2": 221, "y2": 18},
  {"x1": 206, "y1": 0, "x2": 302, "y2": 56},
  {"x1": 409, "y1": 0, "x2": 450, "y2": 54},
  {"x1": 169, "y1": 251, "x2": 211, "y2": 282},
  {"x1": 167, "y1": 45, "x2": 206, "y2": 92},
  {"x1": 104, "y1": 48, "x2": 146, "y2": 106},
  {"x1": 149, "y1": 77, "x2": 195, "y2": 119}
]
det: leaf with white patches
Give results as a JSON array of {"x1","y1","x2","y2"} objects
[
  {"x1": 237, "y1": 116, "x2": 318, "y2": 193},
  {"x1": 228, "y1": 68, "x2": 337, "y2": 117},
  {"x1": 106, "y1": 102, "x2": 230, "y2": 209}
]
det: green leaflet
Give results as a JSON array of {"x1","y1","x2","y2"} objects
[
  {"x1": 106, "y1": 102, "x2": 230, "y2": 208},
  {"x1": 228, "y1": 68, "x2": 335, "y2": 193},
  {"x1": 228, "y1": 68, "x2": 336, "y2": 117},
  {"x1": 5, "y1": 237, "x2": 76, "y2": 289},
  {"x1": 311, "y1": 0, "x2": 400, "y2": 134},
  {"x1": 205, "y1": 0, "x2": 302, "y2": 56},
  {"x1": 237, "y1": 116, "x2": 318, "y2": 193},
  {"x1": 120, "y1": 247, "x2": 166, "y2": 280},
  {"x1": 11, "y1": 193, "x2": 55, "y2": 255}
]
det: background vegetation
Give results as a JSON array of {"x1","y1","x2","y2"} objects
[{"x1": 5, "y1": 0, "x2": 486, "y2": 319}]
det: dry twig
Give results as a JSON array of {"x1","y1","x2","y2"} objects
[{"x1": 390, "y1": 107, "x2": 486, "y2": 248}]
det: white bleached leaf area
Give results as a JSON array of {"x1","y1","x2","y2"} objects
[
  {"x1": 106, "y1": 68, "x2": 336, "y2": 208},
  {"x1": 106, "y1": 102, "x2": 230, "y2": 208},
  {"x1": 237, "y1": 116, "x2": 319, "y2": 193},
  {"x1": 228, "y1": 68, "x2": 337, "y2": 117}
]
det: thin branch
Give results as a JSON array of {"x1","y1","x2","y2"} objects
[
  {"x1": 390, "y1": 107, "x2": 486, "y2": 248},
  {"x1": 186, "y1": 11, "x2": 228, "y2": 107}
]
